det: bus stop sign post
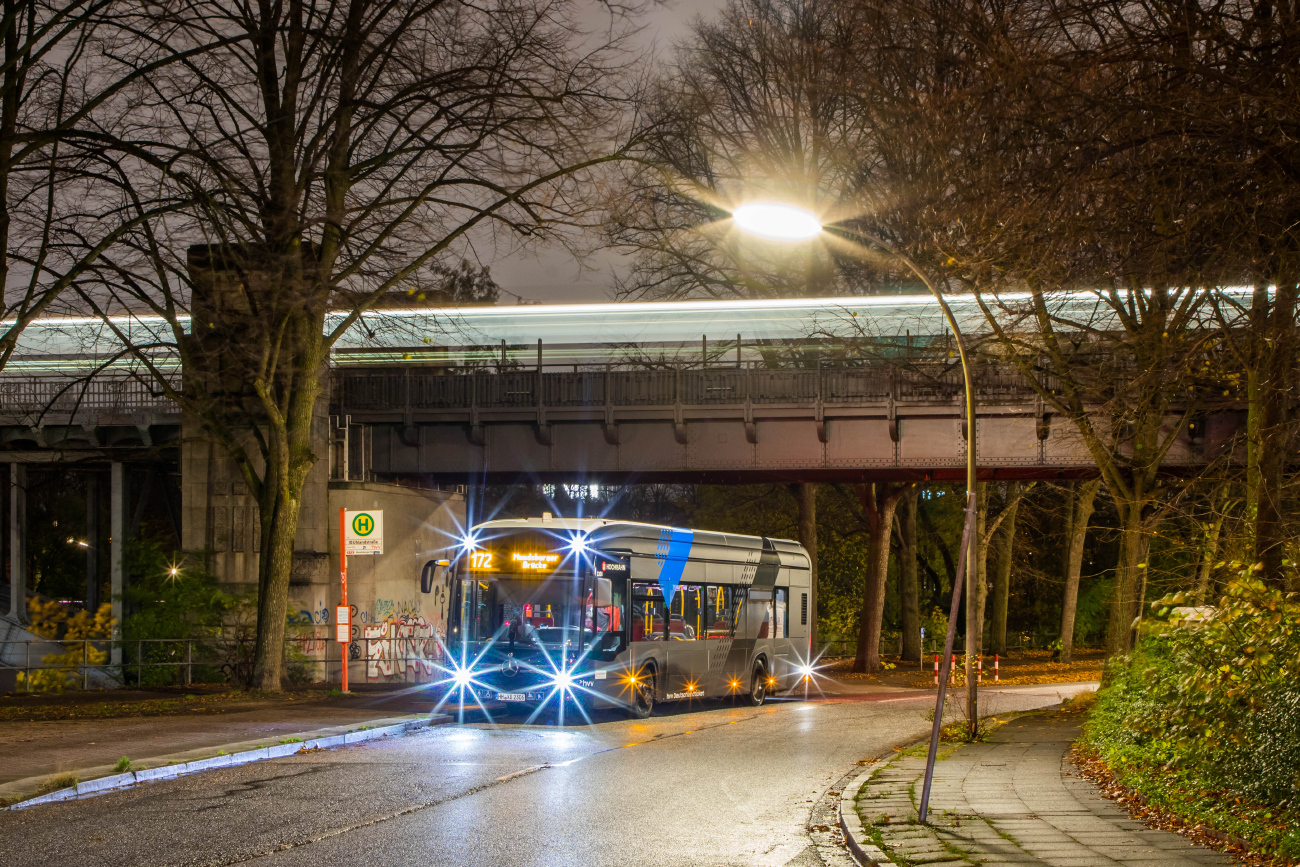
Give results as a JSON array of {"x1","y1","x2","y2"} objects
[
  {"x1": 339, "y1": 509, "x2": 384, "y2": 693},
  {"x1": 917, "y1": 492, "x2": 976, "y2": 824}
]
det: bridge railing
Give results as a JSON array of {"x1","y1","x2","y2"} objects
[
  {"x1": 336, "y1": 360, "x2": 1047, "y2": 413},
  {"x1": 0, "y1": 374, "x2": 177, "y2": 421}
]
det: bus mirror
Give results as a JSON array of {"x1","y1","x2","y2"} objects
[
  {"x1": 421, "y1": 559, "x2": 451, "y2": 594},
  {"x1": 594, "y1": 577, "x2": 613, "y2": 608}
]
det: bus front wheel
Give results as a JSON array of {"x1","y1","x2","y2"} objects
[
  {"x1": 746, "y1": 664, "x2": 767, "y2": 706},
  {"x1": 630, "y1": 670, "x2": 655, "y2": 719}
]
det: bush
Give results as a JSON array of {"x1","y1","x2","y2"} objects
[
  {"x1": 120, "y1": 539, "x2": 252, "y2": 686},
  {"x1": 17, "y1": 598, "x2": 113, "y2": 692},
  {"x1": 1084, "y1": 576, "x2": 1300, "y2": 858}
]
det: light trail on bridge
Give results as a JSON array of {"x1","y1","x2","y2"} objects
[{"x1": 3, "y1": 288, "x2": 1255, "y2": 374}]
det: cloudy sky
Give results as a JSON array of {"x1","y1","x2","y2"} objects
[{"x1": 483, "y1": 0, "x2": 728, "y2": 305}]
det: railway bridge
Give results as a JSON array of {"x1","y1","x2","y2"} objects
[{"x1": 0, "y1": 294, "x2": 1239, "y2": 677}]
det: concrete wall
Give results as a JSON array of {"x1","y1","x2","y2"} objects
[
  {"x1": 180, "y1": 403, "x2": 333, "y2": 594},
  {"x1": 183, "y1": 403, "x2": 466, "y2": 685},
  {"x1": 283, "y1": 481, "x2": 463, "y2": 685}
]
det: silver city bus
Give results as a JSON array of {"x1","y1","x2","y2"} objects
[{"x1": 423, "y1": 516, "x2": 813, "y2": 718}]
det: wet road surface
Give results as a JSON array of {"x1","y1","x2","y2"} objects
[{"x1": 0, "y1": 685, "x2": 1087, "y2": 867}]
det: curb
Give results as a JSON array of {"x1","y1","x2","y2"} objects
[
  {"x1": 7, "y1": 713, "x2": 449, "y2": 810},
  {"x1": 838, "y1": 762, "x2": 894, "y2": 866}
]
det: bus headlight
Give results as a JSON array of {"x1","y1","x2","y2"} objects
[
  {"x1": 552, "y1": 670, "x2": 573, "y2": 690},
  {"x1": 797, "y1": 665, "x2": 815, "y2": 679},
  {"x1": 451, "y1": 666, "x2": 475, "y2": 688}
]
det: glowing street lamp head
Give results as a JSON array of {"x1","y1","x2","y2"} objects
[
  {"x1": 732, "y1": 202, "x2": 822, "y2": 241},
  {"x1": 459, "y1": 531, "x2": 480, "y2": 552},
  {"x1": 567, "y1": 532, "x2": 589, "y2": 555}
]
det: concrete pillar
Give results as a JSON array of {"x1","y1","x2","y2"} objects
[
  {"x1": 86, "y1": 472, "x2": 100, "y2": 613},
  {"x1": 111, "y1": 461, "x2": 125, "y2": 665},
  {"x1": 8, "y1": 464, "x2": 26, "y2": 624}
]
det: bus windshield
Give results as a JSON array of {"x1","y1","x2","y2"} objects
[{"x1": 460, "y1": 573, "x2": 623, "y2": 651}]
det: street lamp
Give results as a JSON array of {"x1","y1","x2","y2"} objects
[{"x1": 731, "y1": 203, "x2": 978, "y2": 825}]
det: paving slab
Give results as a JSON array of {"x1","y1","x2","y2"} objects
[{"x1": 850, "y1": 713, "x2": 1232, "y2": 866}]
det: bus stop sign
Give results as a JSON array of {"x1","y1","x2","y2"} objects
[{"x1": 344, "y1": 510, "x2": 383, "y2": 555}]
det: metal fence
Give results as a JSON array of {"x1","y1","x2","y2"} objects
[{"x1": 0, "y1": 635, "x2": 446, "y2": 691}]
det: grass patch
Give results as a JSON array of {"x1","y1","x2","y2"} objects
[
  {"x1": 0, "y1": 688, "x2": 337, "y2": 722},
  {"x1": 113, "y1": 756, "x2": 134, "y2": 773},
  {"x1": 279, "y1": 737, "x2": 303, "y2": 744}
]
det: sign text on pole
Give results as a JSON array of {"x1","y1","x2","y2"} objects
[{"x1": 344, "y1": 510, "x2": 383, "y2": 555}]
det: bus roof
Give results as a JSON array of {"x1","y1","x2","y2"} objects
[{"x1": 468, "y1": 516, "x2": 810, "y2": 570}]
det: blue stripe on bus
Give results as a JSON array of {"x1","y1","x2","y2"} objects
[{"x1": 657, "y1": 528, "x2": 694, "y2": 602}]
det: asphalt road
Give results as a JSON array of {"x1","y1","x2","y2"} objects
[{"x1": 0, "y1": 684, "x2": 1089, "y2": 867}]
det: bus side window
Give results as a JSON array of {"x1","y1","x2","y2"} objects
[
  {"x1": 774, "y1": 588, "x2": 788, "y2": 638},
  {"x1": 667, "y1": 586, "x2": 702, "y2": 640},
  {"x1": 632, "y1": 582, "x2": 664, "y2": 642},
  {"x1": 705, "y1": 586, "x2": 739, "y2": 638}
]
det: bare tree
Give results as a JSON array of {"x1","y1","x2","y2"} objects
[
  {"x1": 610, "y1": 0, "x2": 892, "y2": 300},
  {"x1": 0, "y1": 0, "x2": 187, "y2": 373},
  {"x1": 81, "y1": 0, "x2": 639, "y2": 689}
]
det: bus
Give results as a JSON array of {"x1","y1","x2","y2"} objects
[{"x1": 422, "y1": 515, "x2": 813, "y2": 718}]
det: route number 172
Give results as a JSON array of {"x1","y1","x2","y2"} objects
[{"x1": 469, "y1": 551, "x2": 493, "y2": 570}]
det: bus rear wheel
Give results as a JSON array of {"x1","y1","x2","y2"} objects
[
  {"x1": 746, "y1": 664, "x2": 767, "y2": 706},
  {"x1": 629, "y1": 669, "x2": 655, "y2": 719}
]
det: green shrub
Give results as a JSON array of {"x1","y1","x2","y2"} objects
[
  {"x1": 120, "y1": 539, "x2": 252, "y2": 686},
  {"x1": 1084, "y1": 576, "x2": 1300, "y2": 857}
]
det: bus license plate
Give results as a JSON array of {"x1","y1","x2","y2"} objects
[{"x1": 496, "y1": 692, "x2": 526, "y2": 702}]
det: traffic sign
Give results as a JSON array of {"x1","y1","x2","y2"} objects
[{"x1": 344, "y1": 510, "x2": 383, "y2": 555}]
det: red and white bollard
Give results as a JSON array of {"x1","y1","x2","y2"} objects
[
  {"x1": 933, "y1": 653, "x2": 939, "y2": 686},
  {"x1": 994, "y1": 654, "x2": 1000, "y2": 682}
]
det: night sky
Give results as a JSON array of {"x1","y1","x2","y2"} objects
[{"x1": 486, "y1": 0, "x2": 728, "y2": 304}]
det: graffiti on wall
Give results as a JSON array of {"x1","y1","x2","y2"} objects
[{"x1": 361, "y1": 613, "x2": 443, "y2": 679}]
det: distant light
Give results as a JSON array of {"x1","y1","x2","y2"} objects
[{"x1": 733, "y1": 202, "x2": 822, "y2": 241}]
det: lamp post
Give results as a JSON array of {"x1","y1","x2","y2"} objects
[{"x1": 731, "y1": 202, "x2": 978, "y2": 824}]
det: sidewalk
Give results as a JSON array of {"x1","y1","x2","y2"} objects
[
  {"x1": 0, "y1": 687, "x2": 447, "y2": 806},
  {"x1": 847, "y1": 709, "x2": 1230, "y2": 866}
]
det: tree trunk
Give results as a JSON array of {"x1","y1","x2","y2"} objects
[
  {"x1": 1250, "y1": 282, "x2": 1298, "y2": 590},
  {"x1": 252, "y1": 487, "x2": 302, "y2": 689},
  {"x1": 989, "y1": 482, "x2": 1023, "y2": 656},
  {"x1": 853, "y1": 483, "x2": 906, "y2": 674},
  {"x1": 1107, "y1": 499, "x2": 1149, "y2": 655},
  {"x1": 1059, "y1": 479, "x2": 1100, "y2": 662},
  {"x1": 967, "y1": 484, "x2": 990, "y2": 682},
  {"x1": 898, "y1": 486, "x2": 921, "y2": 662},
  {"x1": 790, "y1": 483, "x2": 819, "y2": 654},
  {"x1": 1195, "y1": 499, "x2": 1225, "y2": 604}
]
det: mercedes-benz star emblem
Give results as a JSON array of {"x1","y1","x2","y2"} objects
[{"x1": 501, "y1": 655, "x2": 518, "y2": 677}]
